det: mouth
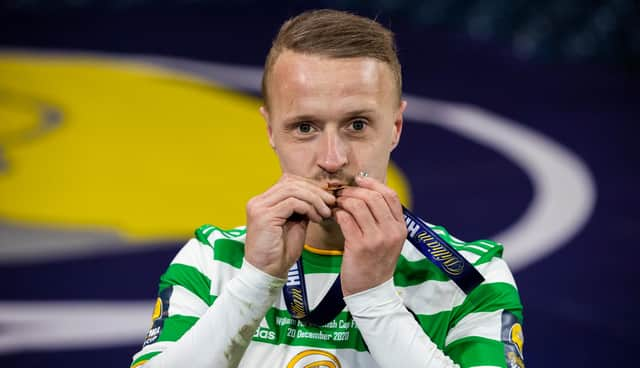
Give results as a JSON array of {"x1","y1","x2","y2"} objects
[
  {"x1": 323, "y1": 176, "x2": 357, "y2": 192},
  {"x1": 324, "y1": 182, "x2": 348, "y2": 195}
]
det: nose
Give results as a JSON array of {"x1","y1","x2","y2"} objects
[{"x1": 317, "y1": 129, "x2": 348, "y2": 173}]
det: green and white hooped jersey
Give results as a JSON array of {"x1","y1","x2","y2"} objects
[{"x1": 131, "y1": 224, "x2": 524, "y2": 368}]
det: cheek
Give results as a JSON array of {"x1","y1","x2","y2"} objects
[
  {"x1": 276, "y1": 144, "x2": 315, "y2": 172},
  {"x1": 351, "y1": 142, "x2": 389, "y2": 170}
]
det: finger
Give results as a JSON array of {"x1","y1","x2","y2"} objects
[
  {"x1": 261, "y1": 180, "x2": 335, "y2": 219},
  {"x1": 336, "y1": 186, "x2": 395, "y2": 224},
  {"x1": 354, "y1": 175, "x2": 404, "y2": 222},
  {"x1": 280, "y1": 174, "x2": 337, "y2": 206},
  {"x1": 272, "y1": 197, "x2": 325, "y2": 223},
  {"x1": 337, "y1": 196, "x2": 377, "y2": 233},
  {"x1": 334, "y1": 208, "x2": 362, "y2": 238}
]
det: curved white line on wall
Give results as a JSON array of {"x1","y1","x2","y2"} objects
[
  {"x1": 403, "y1": 97, "x2": 597, "y2": 270},
  {"x1": 0, "y1": 49, "x2": 598, "y2": 355},
  {"x1": 142, "y1": 56, "x2": 597, "y2": 271},
  {"x1": 0, "y1": 301, "x2": 151, "y2": 353},
  {"x1": 0, "y1": 49, "x2": 597, "y2": 272}
]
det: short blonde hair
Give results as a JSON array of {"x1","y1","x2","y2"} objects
[{"x1": 262, "y1": 9, "x2": 402, "y2": 107}]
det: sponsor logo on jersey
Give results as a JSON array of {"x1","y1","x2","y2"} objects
[
  {"x1": 510, "y1": 322, "x2": 524, "y2": 357},
  {"x1": 501, "y1": 311, "x2": 525, "y2": 367},
  {"x1": 143, "y1": 286, "x2": 173, "y2": 347},
  {"x1": 287, "y1": 349, "x2": 341, "y2": 368},
  {"x1": 151, "y1": 297, "x2": 162, "y2": 321}
]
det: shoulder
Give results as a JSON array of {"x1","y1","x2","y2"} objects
[
  {"x1": 423, "y1": 224, "x2": 523, "y2": 320},
  {"x1": 400, "y1": 221, "x2": 517, "y2": 290},
  {"x1": 194, "y1": 224, "x2": 247, "y2": 247},
  {"x1": 427, "y1": 223, "x2": 504, "y2": 266},
  {"x1": 163, "y1": 224, "x2": 247, "y2": 280},
  {"x1": 172, "y1": 224, "x2": 248, "y2": 269}
]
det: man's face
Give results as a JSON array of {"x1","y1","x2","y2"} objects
[{"x1": 261, "y1": 50, "x2": 406, "y2": 188}]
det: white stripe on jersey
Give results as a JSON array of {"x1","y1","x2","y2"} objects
[
  {"x1": 168, "y1": 285, "x2": 208, "y2": 317},
  {"x1": 445, "y1": 310, "x2": 502, "y2": 346}
]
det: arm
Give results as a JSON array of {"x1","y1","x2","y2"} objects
[
  {"x1": 345, "y1": 279, "x2": 460, "y2": 368},
  {"x1": 337, "y1": 175, "x2": 457, "y2": 367},
  {"x1": 144, "y1": 261, "x2": 284, "y2": 368},
  {"x1": 132, "y1": 249, "x2": 284, "y2": 368},
  {"x1": 132, "y1": 175, "x2": 336, "y2": 367},
  {"x1": 336, "y1": 176, "x2": 524, "y2": 367},
  {"x1": 347, "y1": 261, "x2": 524, "y2": 368},
  {"x1": 443, "y1": 257, "x2": 525, "y2": 367}
]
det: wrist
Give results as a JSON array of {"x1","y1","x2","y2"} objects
[
  {"x1": 343, "y1": 278, "x2": 403, "y2": 317},
  {"x1": 226, "y1": 259, "x2": 286, "y2": 304}
]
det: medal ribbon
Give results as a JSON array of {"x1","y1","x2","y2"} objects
[
  {"x1": 282, "y1": 258, "x2": 345, "y2": 326},
  {"x1": 283, "y1": 207, "x2": 485, "y2": 324},
  {"x1": 402, "y1": 206, "x2": 485, "y2": 294}
]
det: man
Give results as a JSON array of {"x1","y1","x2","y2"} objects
[{"x1": 131, "y1": 9, "x2": 524, "y2": 368}]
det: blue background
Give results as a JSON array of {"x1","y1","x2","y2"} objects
[{"x1": 1, "y1": 1, "x2": 638, "y2": 367}]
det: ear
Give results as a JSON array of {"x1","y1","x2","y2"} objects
[
  {"x1": 260, "y1": 106, "x2": 275, "y2": 150},
  {"x1": 390, "y1": 100, "x2": 407, "y2": 151}
]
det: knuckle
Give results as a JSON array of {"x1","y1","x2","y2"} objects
[
  {"x1": 387, "y1": 190, "x2": 400, "y2": 202},
  {"x1": 280, "y1": 173, "x2": 295, "y2": 185},
  {"x1": 284, "y1": 197, "x2": 298, "y2": 206},
  {"x1": 246, "y1": 197, "x2": 259, "y2": 215},
  {"x1": 399, "y1": 225, "x2": 408, "y2": 238},
  {"x1": 393, "y1": 225, "x2": 408, "y2": 243},
  {"x1": 371, "y1": 229, "x2": 384, "y2": 243},
  {"x1": 365, "y1": 190, "x2": 383, "y2": 203},
  {"x1": 352, "y1": 199, "x2": 367, "y2": 210}
]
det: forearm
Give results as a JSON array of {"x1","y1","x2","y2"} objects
[
  {"x1": 145, "y1": 261, "x2": 285, "y2": 368},
  {"x1": 344, "y1": 279, "x2": 460, "y2": 368}
]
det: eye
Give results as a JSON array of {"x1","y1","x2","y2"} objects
[
  {"x1": 297, "y1": 122, "x2": 313, "y2": 133},
  {"x1": 350, "y1": 119, "x2": 367, "y2": 131}
]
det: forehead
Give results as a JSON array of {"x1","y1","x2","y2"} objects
[{"x1": 267, "y1": 51, "x2": 396, "y2": 118}]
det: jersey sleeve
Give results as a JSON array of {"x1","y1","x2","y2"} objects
[
  {"x1": 442, "y1": 238, "x2": 525, "y2": 368},
  {"x1": 130, "y1": 236, "x2": 215, "y2": 367},
  {"x1": 130, "y1": 224, "x2": 253, "y2": 368}
]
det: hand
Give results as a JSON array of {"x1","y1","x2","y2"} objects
[
  {"x1": 335, "y1": 175, "x2": 407, "y2": 296},
  {"x1": 244, "y1": 174, "x2": 336, "y2": 278}
]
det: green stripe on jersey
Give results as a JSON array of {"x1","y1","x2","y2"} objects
[
  {"x1": 430, "y1": 224, "x2": 504, "y2": 260},
  {"x1": 195, "y1": 224, "x2": 246, "y2": 245},
  {"x1": 450, "y1": 282, "x2": 523, "y2": 328},
  {"x1": 130, "y1": 351, "x2": 161, "y2": 367},
  {"x1": 254, "y1": 308, "x2": 368, "y2": 351},
  {"x1": 159, "y1": 264, "x2": 215, "y2": 306},
  {"x1": 413, "y1": 311, "x2": 452, "y2": 349},
  {"x1": 213, "y1": 238, "x2": 245, "y2": 268},
  {"x1": 394, "y1": 256, "x2": 449, "y2": 286},
  {"x1": 445, "y1": 336, "x2": 506, "y2": 368},
  {"x1": 157, "y1": 315, "x2": 199, "y2": 343},
  {"x1": 300, "y1": 248, "x2": 342, "y2": 274}
]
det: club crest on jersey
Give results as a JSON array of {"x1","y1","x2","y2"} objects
[
  {"x1": 143, "y1": 286, "x2": 173, "y2": 347},
  {"x1": 501, "y1": 311, "x2": 525, "y2": 368},
  {"x1": 287, "y1": 349, "x2": 341, "y2": 368}
]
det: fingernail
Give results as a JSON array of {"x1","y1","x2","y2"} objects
[{"x1": 358, "y1": 170, "x2": 369, "y2": 177}]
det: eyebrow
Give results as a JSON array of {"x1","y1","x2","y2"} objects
[
  {"x1": 343, "y1": 109, "x2": 376, "y2": 117},
  {"x1": 283, "y1": 109, "x2": 376, "y2": 124}
]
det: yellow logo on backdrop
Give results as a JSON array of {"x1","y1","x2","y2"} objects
[{"x1": 0, "y1": 53, "x2": 411, "y2": 241}]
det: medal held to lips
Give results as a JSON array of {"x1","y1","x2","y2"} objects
[{"x1": 282, "y1": 171, "x2": 484, "y2": 324}]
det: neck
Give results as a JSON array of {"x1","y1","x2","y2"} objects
[{"x1": 305, "y1": 219, "x2": 345, "y2": 251}]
